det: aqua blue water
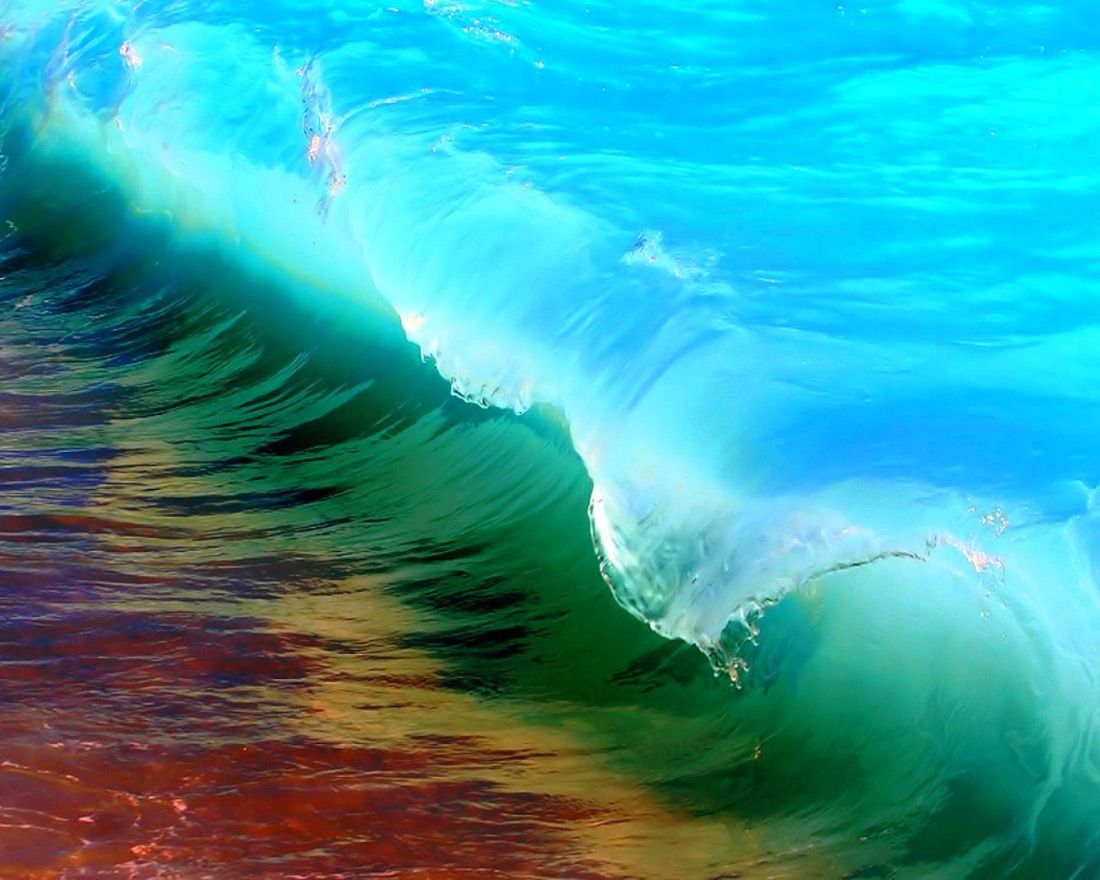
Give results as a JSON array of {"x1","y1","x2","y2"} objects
[{"x1": 2, "y1": 1, "x2": 1100, "y2": 877}]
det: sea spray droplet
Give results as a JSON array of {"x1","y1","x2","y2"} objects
[{"x1": 119, "y1": 41, "x2": 142, "y2": 70}]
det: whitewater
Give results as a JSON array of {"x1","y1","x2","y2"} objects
[{"x1": 2, "y1": 0, "x2": 1100, "y2": 876}]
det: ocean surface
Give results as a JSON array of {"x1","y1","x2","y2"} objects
[{"x1": 1, "y1": 1, "x2": 1099, "y2": 877}]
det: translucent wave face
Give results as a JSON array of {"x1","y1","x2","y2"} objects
[{"x1": 4, "y1": 0, "x2": 1100, "y2": 640}]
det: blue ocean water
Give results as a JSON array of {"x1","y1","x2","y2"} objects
[{"x1": 2, "y1": 0, "x2": 1100, "y2": 876}]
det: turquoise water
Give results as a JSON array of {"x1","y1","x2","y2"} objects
[{"x1": 2, "y1": 1, "x2": 1100, "y2": 877}]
